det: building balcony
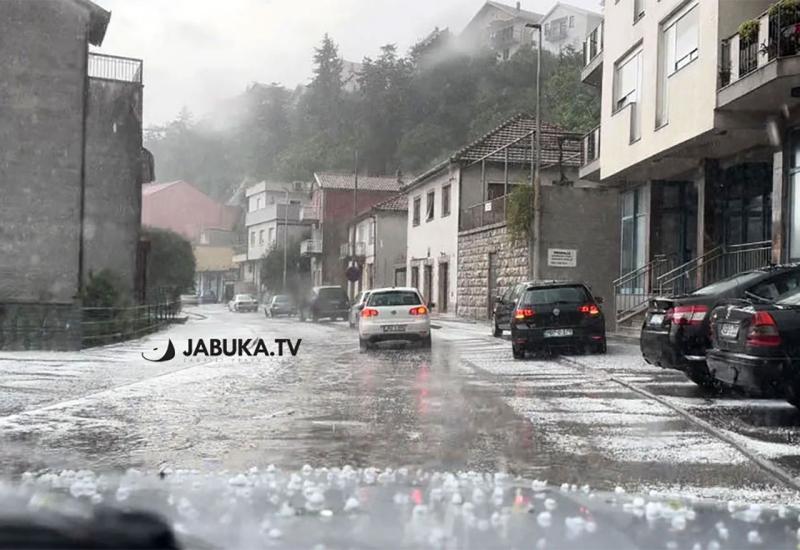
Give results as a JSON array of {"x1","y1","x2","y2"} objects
[
  {"x1": 300, "y1": 205, "x2": 320, "y2": 223},
  {"x1": 718, "y1": 6, "x2": 800, "y2": 111},
  {"x1": 459, "y1": 196, "x2": 507, "y2": 232},
  {"x1": 339, "y1": 242, "x2": 368, "y2": 259},
  {"x1": 581, "y1": 22, "x2": 603, "y2": 87},
  {"x1": 245, "y1": 204, "x2": 301, "y2": 227},
  {"x1": 579, "y1": 126, "x2": 601, "y2": 181},
  {"x1": 88, "y1": 53, "x2": 143, "y2": 84},
  {"x1": 300, "y1": 239, "x2": 323, "y2": 256}
]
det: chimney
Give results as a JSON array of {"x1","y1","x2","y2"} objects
[{"x1": 516, "y1": 1, "x2": 521, "y2": 11}]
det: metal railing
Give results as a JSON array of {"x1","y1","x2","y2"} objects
[
  {"x1": 583, "y1": 21, "x2": 604, "y2": 67},
  {"x1": 582, "y1": 126, "x2": 601, "y2": 167},
  {"x1": 656, "y1": 241, "x2": 772, "y2": 296},
  {"x1": 721, "y1": 5, "x2": 800, "y2": 87},
  {"x1": 81, "y1": 294, "x2": 181, "y2": 348},
  {"x1": 340, "y1": 242, "x2": 368, "y2": 259},
  {"x1": 459, "y1": 196, "x2": 507, "y2": 232},
  {"x1": 88, "y1": 53, "x2": 143, "y2": 84},
  {"x1": 301, "y1": 239, "x2": 323, "y2": 256},
  {"x1": 300, "y1": 206, "x2": 320, "y2": 223},
  {"x1": 612, "y1": 255, "x2": 672, "y2": 323}
]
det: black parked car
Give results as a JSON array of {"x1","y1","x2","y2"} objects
[
  {"x1": 708, "y1": 287, "x2": 800, "y2": 406},
  {"x1": 509, "y1": 281, "x2": 606, "y2": 359},
  {"x1": 492, "y1": 281, "x2": 533, "y2": 337},
  {"x1": 265, "y1": 295, "x2": 296, "y2": 318},
  {"x1": 641, "y1": 266, "x2": 800, "y2": 387},
  {"x1": 299, "y1": 286, "x2": 350, "y2": 322}
]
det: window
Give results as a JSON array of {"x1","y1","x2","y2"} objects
[
  {"x1": 257, "y1": 197, "x2": 262, "y2": 210},
  {"x1": 411, "y1": 266, "x2": 420, "y2": 290},
  {"x1": 413, "y1": 197, "x2": 421, "y2": 226},
  {"x1": 569, "y1": 15, "x2": 574, "y2": 28},
  {"x1": 259, "y1": 230, "x2": 264, "y2": 245},
  {"x1": 634, "y1": 0, "x2": 645, "y2": 21},
  {"x1": 426, "y1": 190, "x2": 435, "y2": 221},
  {"x1": 250, "y1": 231, "x2": 255, "y2": 246},
  {"x1": 620, "y1": 188, "x2": 647, "y2": 280},
  {"x1": 664, "y1": 5, "x2": 698, "y2": 76},
  {"x1": 614, "y1": 49, "x2": 641, "y2": 112},
  {"x1": 368, "y1": 221, "x2": 375, "y2": 244},
  {"x1": 268, "y1": 227, "x2": 275, "y2": 245},
  {"x1": 442, "y1": 185, "x2": 451, "y2": 217}
]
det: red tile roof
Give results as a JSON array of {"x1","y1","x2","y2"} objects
[{"x1": 372, "y1": 193, "x2": 408, "y2": 212}]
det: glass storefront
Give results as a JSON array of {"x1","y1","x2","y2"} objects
[
  {"x1": 714, "y1": 163, "x2": 771, "y2": 247},
  {"x1": 790, "y1": 132, "x2": 800, "y2": 261},
  {"x1": 620, "y1": 187, "x2": 647, "y2": 277}
]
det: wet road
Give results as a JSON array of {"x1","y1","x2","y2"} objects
[{"x1": 0, "y1": 305, "x2": 798, "y2": 503}]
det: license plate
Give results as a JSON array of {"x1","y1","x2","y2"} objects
[
  {"x1": 649, "y1": 314, "x2": 664, "y2": 326},
  {"x1": 382, "y1": 325, "x2": 406, "y2": 333},
  {"x1": 544, "y1": 329, "x2": 573, "y2": 338},
  {"x1": 720, "y1": 323, "x2": 740, "y2": 339}
]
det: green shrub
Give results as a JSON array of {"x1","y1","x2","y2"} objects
[{"x1": 506, "y1": 184, "x2": 534, "y2": 243}]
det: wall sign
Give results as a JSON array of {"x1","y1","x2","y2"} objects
[{"x1": 547, "y1": 248, "x2": 577, "y2": 268}]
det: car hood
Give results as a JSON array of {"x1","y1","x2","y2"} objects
[{"x1": 3, "y1": 467, "x2": 799, "y2": 550}]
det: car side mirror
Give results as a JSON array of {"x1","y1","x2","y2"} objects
[
  {"x1": 357, "y1": 304, "x2": 365, "y2": 310},
  {"x1": 595, "y1": 296, "x2": 604, "y2": 305}
]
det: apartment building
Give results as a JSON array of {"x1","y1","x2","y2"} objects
[
  {"x1": 580, "y1": 0, "x2": 800, "y2": 324},
  {"x1": 302, "y1": 173, "x2": 402, "y2": 288},
  {"x1": 236, "y1": 181, "x2": 312, "y2": 295},
  {"x1": 541, "y1": 2, "x2": 603, "y2": 54}
]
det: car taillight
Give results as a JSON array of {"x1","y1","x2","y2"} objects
[
  {"x1": 665, "y1": 305, "x2": 708, "y2": 325},
  {"x1": 361, "y1": 308, "x2": 379, "y2": 318},
  {"x1": 514, "y1": 308, "x2": 535, "y2": 320},
  {"x1": 579, "y1": 304, "x2": 600, "y2": 316},
  {"x1": 410, "y1": 306, "x2": 429, "y2": 316},
  {"x1": 746, "y1": 311, "x2": 781, "y2": 347}
]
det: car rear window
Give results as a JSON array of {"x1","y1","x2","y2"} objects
[
  {"x1": 274, "y1": 296, "x2": 289, "y2": 303},
  {"x1": 777, "y1": 287, "x2": 800, "y2": 305},
  {"x1": 368, "y1": 291, "x2": 422, "y2": 307},
  {"x1": 521, "y1": 286, "x2": 589, "y2": 305},
  {"x1": 691, "y1": 272, "x2": 763, "y2": 296},
  {"x1": 235, "y1": 295, "x2": 253, "y2": 301},
  {"x1": 318, "y1": 288, "x2": 346, "y2": 300}
]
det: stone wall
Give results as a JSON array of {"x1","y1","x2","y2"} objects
[
  {"x1": 0, "y1": 303, "x2": 82, "y2": 351},
  {"x1": 457, "y1": 223, "x2": 528, "y2": 320}
]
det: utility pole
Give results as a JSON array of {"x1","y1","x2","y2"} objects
[
  {"x1": 282, "y1": 188, "x2": 289, "y2": 292},
  {"x1": 526, "y1": 22, "x2": 543, "y2": 281},
  {"x1": 351, "y1": 151, "x2": 359, "y2": 298}
]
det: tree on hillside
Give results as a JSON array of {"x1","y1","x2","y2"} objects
[{"x1": 307, "y1": 34, "x2": 345, "y2": 140}]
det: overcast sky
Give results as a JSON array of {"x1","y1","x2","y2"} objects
[{"x1": 92, "y1": 0, "x2": 602, "y2": 127}]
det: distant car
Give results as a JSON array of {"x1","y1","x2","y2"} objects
[
  {"x1": 492, "y1": 281, "x2": 533, "y2": 337},
  {"x1": 509, "y1": 281, "x2": 606, "y2": 359},
  {"x1": 299, "y1": 286, "x2": 349, "y2": 322},
  {"x1": 708, "y1": 286, "x2": 800, "y2": 406},
  {"x1": 348, "y1": 291, "x2": 371, "y2": 329},
  {"x1": 199, "y1": 290, "x2": 217, "y2": 304},
  {"x1": 641, "y1": 266, "x2": 800, "y2": 388},
  {"x1": 228, "y1": 294, "x2": 258, "y2": 313},
  {"x1": 265, "y1": 295, "x2": 296, "y2": 318},
  {"x1": 358, "y1": 288, "x2": 432, "y2": 351}
]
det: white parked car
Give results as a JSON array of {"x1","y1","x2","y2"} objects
[
  {"x1": 358, "y1": 288, "x2": 432, "y2": 350},
  {"x1": 228, "y1": 294, "x2": 258, "y2": 313},
  {"x1": 348, "y1": 290, "x2": 371, "y2": 329}
]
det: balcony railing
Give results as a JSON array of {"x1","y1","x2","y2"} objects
[
  {"x1": 583, "y1": 21, "x2": 604, "y2": 67},
  {"x1": 582, "y1": 126, "x2": 601, "y2": 167},
  {"x1": 459, "y1": 196, "x2": 507, "y2": 232},
  {"x1": 300, "y1": 206, "x2": 320, "y2": 223},
  {"x1": 245, "y1": 204, "x2": 301, "y2": 227},
  {"x1": 88, "y1": 53, "x2": 143, "y2": 84},
  {"x1": 300, "y1": 239, "x2": 323, "y2": 256},
  {"x1": 340, "y1": 242, "x2": 368, "y2": 259},
  {"x1": 720, "y1": 5, "x2": 800, "y2": 87}
]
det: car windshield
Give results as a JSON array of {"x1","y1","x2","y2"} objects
[
  {"x1": 9, "y1": 1, "x2": 800, "y2": 547},
  {"x1": 318, "y1": 288, "x2": 346, "y2": 300},
  {"x1": 691, "y1": 272, "x2": 764, "y2": 296},
  {"x1": 521, "y1": 286, "x2": 589, "y2": 305},
  {"x1": 368, "y1": 291, "x2": 422, "y2": 306}
]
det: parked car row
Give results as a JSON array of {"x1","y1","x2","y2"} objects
[
  {"x1": 640, "y1": 265, "x2": 800, "y2": 408},
  {"x1": 493, "y1": 280, "x2": 607, "y2": 359}
]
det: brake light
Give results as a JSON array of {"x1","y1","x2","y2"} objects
[
  {"x1": 746, "y1": 311, "x2": 781, "y2": 347},
  {"x1": 410, "y1": 306, "x2": 429, "y2": 316},
  {"x1": 666, "y1": 305, "x2": 709, "y2": 325},
  {"x1": 361, "y1": 308, "x2": 379, "y2": 318},
  {"x1": 579, "y1": 304, "x2": 600, "y2": 316},
  {"x1": 514, "y1": 308, "x2": 535, "y2": 320}
]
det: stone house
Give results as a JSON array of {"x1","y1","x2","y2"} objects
[
  {"x1": 0, "y1": 0, "x2": 150, "y2": 350},
  {"x1": 405, "y1": 114, "x2": 619, "y2": 323}
]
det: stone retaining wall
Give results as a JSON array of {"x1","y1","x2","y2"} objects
[
  {"x1": 0, "y1": 303, "x2": 82, "y2": 351},
  {"x1": 457, "y1": 223, "x2": 528, "y2": 320}
]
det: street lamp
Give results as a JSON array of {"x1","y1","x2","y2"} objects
[{"x1": 525, "y1": 22, "x2": 543, "y2": 281}]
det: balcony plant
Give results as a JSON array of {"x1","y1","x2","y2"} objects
[
  {"x1": 768, "y1": 0, "x2": 800, "y2": 58},
  {"x1": 506, "y1": 184, "x2": 534, "y2": 243},
  {"x1": 738, "y1": 19, "x2": 760, "y2": 43}
]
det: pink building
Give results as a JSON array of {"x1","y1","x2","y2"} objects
[{"x1": 141, "y1": 181, "x2": 240, "y2": 243}]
